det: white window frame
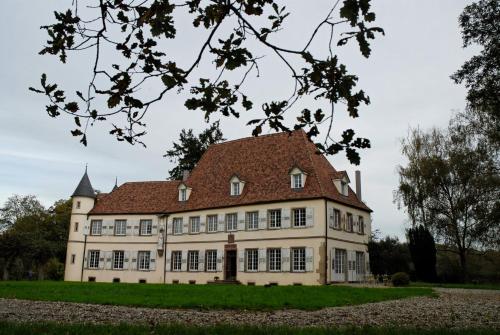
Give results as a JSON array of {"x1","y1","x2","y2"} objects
[
  {"x1": 358, "y1": 216, "x2": 364, "y2": 234},
  {"x1": 113, "y1": 250, "x2": 124, "y2": 270},
  {"x1": 268, "y1": 209, "x2": 281, "y2": 229},
  {"x1": 180, "y1": 188, "x2": 187, "y2": 201},
  {"x1": 171, "y1": 251, "x2": 182, "y2": 271},
  {"x1": 246, "y1": 211, "x2": 259, "y2": 230},
  {"x1": 292, "y1": 208, "x2": 306, "y2": 227},
  {"x1": 292, "y1": 173, "x2": 303, "y2": 189},
  {"x1": 356, "y1": 252, "x2": 365, "y2": 274},
  {"x1": 268, "y1": 248, "x2": 281, "y2": 272},
  {"x1": 88, "y1": 250, "x2": 100, "y2": 269},
  {"x1": 226, "y1": 213, "x2": 238, "y2": 232},
  {"x1": 333, "y1": 209, "x2": 341, "y2": 229},
  {"x1": 246, "y1": 249, "x2": 258, "y2": 272},
  {"x1": 334, "y1": 249, "x2": 347, "y2": 274},
  {"x1": 114, "y1": 220, "x2": 127, "y2": 236},
  {"x1": 189, "y1": 216, "x2": 200, "y2": 234},
  {"x1": 137, "y1": 251, "x2": 151, "y2": 271},
  {"x1": 90, "y1": 220, "x2": 102, "y2": 236},
  {"x1": 173, "y1": 218, "x2": 183, "y2": 235},
  {"x1": 341, "y1": 181, "x2": 348, "y2": 195},
  {"x1": 207, "y1": 215, "x2": 218, "y2": 233},
  {"x1": 188, "y1": 250, "x2": 199, "y2": 271},
  {"x1": 206, "y1": 250, "x2": 217, "y2": 272},
  {"x1": 231, "y1": 182, "x2": 240, "y2": 196},
  {"x1": 291, "y1": 248, "x2": 306, "y2": 272},
  {"x1": 139, "y1": 220, "x2": 152, "y2": 236}
]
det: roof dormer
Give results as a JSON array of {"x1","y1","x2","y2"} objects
[
  {"x1": 230, "y1": 175, "x2": 245, "y2": 196},
  {"x1": 289, "y1": 166, "x2": 307, "y2": 189},
  {"x1": 333, "y1": 171, "x2": 350, "y2": 196},
  {"x1": 178, "y1": 183, "x2": 192, "y2": 202}
]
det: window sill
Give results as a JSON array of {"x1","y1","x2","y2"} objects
[
  {"x1": 268, "y1": 226, "x2": 282, "y2": 230},
  {"x1": 292, "y1": 225, "x2": 308, "y2": 229},
  {"x1": 139, "y1": 234, "x2": 153, "y2": 237},
  {"x1": 291, "y1": 270, "x2": 306, "y2": 273}
]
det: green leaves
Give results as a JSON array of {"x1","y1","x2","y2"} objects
[{"x1": 212, "y1": 34, "x2": 253, "y2": 70}]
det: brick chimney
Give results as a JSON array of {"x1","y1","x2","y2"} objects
[{"x1": 355, "y1": 170, "x2": 362, "y2": 202}]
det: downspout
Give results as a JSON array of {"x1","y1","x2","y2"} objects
[
  {"x1": 80, "y1": 234, "x2": 87, "y2": 282},
  {"x1": 324, "y1": 199, "x2": 328, "y2": 285},
  {"x1": 163, "y1": 214, "x2": 169, "y2": 284}
]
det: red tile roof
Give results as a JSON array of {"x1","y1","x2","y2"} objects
[{"x1": 89, "y1": 130, "x2": 371, "y2": 215}]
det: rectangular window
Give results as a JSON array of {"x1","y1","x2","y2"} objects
[
  {"x1": 268, "y1": 209, "x2": 281, "y2": 228},
  {"x1": 226, "y1": 213, "x2": 238, "y2": 231},
  {"x1": 341, "y1": 181, "x2": 348, "y2": 195},
  {"x1": 232, "y1": 182, "x2": 240, "y2": 196},
  {"x1": 171, "y1": 251, "x2": 182, "y2": 271},
  {"x1": 207, "y1": 215, "x2": 218, "y2": 233},
  {"x1": 189, "y1": 216, "x2": 200, "y2": 233},
  {"x1": 356, "y1": 252, "x2": 365, "y2": 274},
  {"x1": 139, "y1": 220, "x2": 152, "y2": 235},
  {"x1": 90, "y1": 220, "x2": 102, "y2": 236},
  {"x1": 358, "y1": 216, "x2": 364, "y2": 234},
  {"x1": 88, "y1": 250, "x2": 100, "y2": 269},
  {"x1": 292, "y1": 208, "x2": 306, "y2": 227},
  {"x1": 292, "y1": 248, "x2": 306, "y2": 272},
  {"x1": 113, "y1": 250, "x2": 124, "y2": 270},
  {"x1": 71, "y1": 254, "x2": 76, "y2": 264},
  {"x1": 188, "y1": 251, "x2": 199, "y2": 271},
  {"x1": 206, "y1": 250, "x2": 217, "y2": 272},
  {"x1": 268, "y1": 248, "x2": 281, "y2": 271},
  {"x1": 334, "y1": 249, "x2": 347, "y2": 274},
  {"x1": 346, "y1": 213, "x2": 353, "y2": 232},
  {"x1": 246, "y1": 211, "x2": 259, "y2": 230},
  {"x1": 137, "y1": 251, "x2": 151, "y2": 270},
  {"x1": 333, "y1": 209, "x2": 341, "y2": 229},
  {"x1": 246, "y1": 249, "x2": 258, "y2": 272},
  {"x1": 76, "y1": 201, "x2": 81, "y2": 209},
  {"x1": 74, "y1": 222, "x2": 79, "y2": 232},
  {"x1": 114, "y1": 220, "x2": 127, "y2": 236},
  {"x1": 180, "y1": 188, "x2": 187, "y2": 201},
  {"x1": 173, "y1": 218, "x2": 183, "y2": 235},
  {"x1": 292, "y1": 174, "x2": 302, "y2": 188}
]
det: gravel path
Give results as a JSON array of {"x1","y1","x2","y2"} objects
[{"x1": 0, "y1": 288, "x2": 498, "y2": 329}]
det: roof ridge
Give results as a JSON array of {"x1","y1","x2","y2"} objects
[
  {"x1": 210, "y1": 129, "x2": 302, "y2": 148},
  {"x1": 123, "y1": 180, "x2": 180, "y2": 184}
]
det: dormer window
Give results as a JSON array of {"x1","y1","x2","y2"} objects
[
  {"x1": 178, "y1": 183, "x2": 191, "y2": 202},
  {"x1": 333, "y1": 171, "x2": 350, "y2": 196},
  {"x1": 229, "y1": 175, "x2": 245, "y2": 196},
  {"x1": 292, "y1": 174, "x2": 303, "y2": 189},
  {"x1": 341, "y1": 181, "x2": 348, "y2": 195},
  {"x1": 231, "y1": 182, "x2": 240, "y2": 196},
  {"x1": 180, "y1": 189, "x2": 187, "y2": 201},
  {"x1": 289, "y1": 167, "x2": 306, "y2": 189}
]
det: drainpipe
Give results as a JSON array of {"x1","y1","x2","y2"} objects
[
  {"x1": 324, "y1": 199, "x2": 328, "y2": 285},
  {"x1": 163, "y1": 214, "x2": 169, "y2": 284},
  {"x1": 80, "y1": 234, "x2": 87, "y2": 282}
]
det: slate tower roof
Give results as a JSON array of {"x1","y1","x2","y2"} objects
[{"x1": 72, "y1": 168, "x2": 96, "y2": 198}]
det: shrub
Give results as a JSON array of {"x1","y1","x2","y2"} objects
[
  {"x1": 392, "y1": 272, "x2": 410, "y2": 286},
  {"x1": 44, "y1": 258, "x2": 64, "y2": 280}
]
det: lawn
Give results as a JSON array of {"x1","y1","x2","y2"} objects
[
  {"x1": 0, "y1": 281, "x2": 434, "y2": 310},
  {"x1": 0, "y1": 322, "x2": 496, "y2": 335},
  {"x1": 411, "y1": 282, "x2": 500, "y2": 291}
]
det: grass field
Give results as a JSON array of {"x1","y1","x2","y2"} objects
[
  {"x1": 0, "y1": 322, "x2": 496, "y2": 335},
  {"x1": 411, "y1": 282, "x2": 500, "y2": 291},
  {"x1": 0, "y1": 281, "x2": 434, "y2": 310}
]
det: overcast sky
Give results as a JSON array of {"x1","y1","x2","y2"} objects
[{"x1": 0, "y1": 1, "x2": 475, "y2": 240}]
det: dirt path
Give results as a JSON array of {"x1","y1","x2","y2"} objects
[{"x1": 0, "y1": 288, "x2": 498, "y2": 329}]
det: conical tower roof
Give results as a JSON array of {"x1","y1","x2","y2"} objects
[{"x1": 72, "y1": 168, "x2": 96, "y2": 198}]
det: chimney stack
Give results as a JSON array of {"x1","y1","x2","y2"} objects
[
  {"x1": 182, "y1": 170, "x2": 190, "y2": 181},
  {"x1": 355, "y1": 170, "x2": 362, "y2": 202}
]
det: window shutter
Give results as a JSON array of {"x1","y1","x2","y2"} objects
[
  {"x1": 182, "y1": 218, "x2": 189, "y2": 234},
  {"x1": 328, "y1": 207, "x2": 334, "y2": 228},
  {"x1": 126, "y1": 223, "x2": 133, "y2": 236},
  {"x1": 258, "y1": 211, "x2": 267, "y2": 230},
  {"x1": 130, "y1": 251, "x2": 138, "y2": 270},
  {"x1": 365, "y1": 252, "x2": 370, "y2": 274},
  {"x1": 181, "y1": 250, "x2": 188, "y2": 271},
  {"x1": 105, "y1": 251, "x2": 112, "y2": 269},
  {"x1": 83, "y1": 223, "x2": 89, "y2": 236},
  {"x1": 237, "y1": 212, "x2": 245, "y2": 231},
  {"x1": 123, "y1": 251, "x2": 130, "y2": 270},
  {"x1": 198, "y1": 251, "x2": 205, "y2": 272},
  {"x1": 281, "y1": 248, "x2": 290, "y2": 272},
  {"x1": 99, "y1": 252, "x2": 105, "y2": 270},
  {"x1": 217, "y1": 214, "x2": 225, "y2": 232},
  {"x1": 84, "y1": 252, "x2": 89, "y2": 269},
  {"x1": 166, "y1": 218, "x2": 173, "y2": 235},
  {"x1": 133, "y1": 222, "x2": 140, "y2": 236},
  {"x1": 238, "y1": 249, "x2": 245, "y2": 272},
  {"x1": 165, "y1": 252, "x2": 171, "y2": 272},
  {"x1": 341, "y1": 213, "x2": 346, "y2": 231},
  {"x1": 151, "y1": 222, "x2": 158, "y2": 235},
  {"x1": 306, "y1": 207, "x2": 314, "y2": 227},
  {"x1": 150, "y1": 251, "x2": 156, "y2": 271},
  {"x1": 258, "y1": 248, "x2": 266, "y2": 272},
  {"x1": 200, "y1": 217, "x2": 206, "y2": 233},
  {"x1": 216, "y1": 250, "x2": 223, "y2": 272},
  {"x1": 305, "y1": 247, "x2": 314, "y2": 272},
  {"x1": 281, "y1": 208, "x2": 291, "y2": 228}
]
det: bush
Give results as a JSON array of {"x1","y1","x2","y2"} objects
[
  {"x1": 392, "y1": 272, "x2": 410, "y2": 286},
  {"x1": 44, "y1": 258, "x2": 64, "y2": 280}
]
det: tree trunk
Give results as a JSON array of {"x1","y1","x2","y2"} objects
[{"x1": 459, "y1": 250, "x2": 468, "y2": 283}]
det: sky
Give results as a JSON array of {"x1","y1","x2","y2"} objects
[{"x1": 0, "y1": 1, "x2": 475, "y2": 240}]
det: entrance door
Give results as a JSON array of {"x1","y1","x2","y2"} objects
[
  {"x1": 225, "y1": 250, "x2": 237, "y2": 281},
  {"x1": 333, "y1": 248, "x2": 347, "y2": 282},
  {"x1": 347, "y1": 251, "x2": 356, "y2": 282}
]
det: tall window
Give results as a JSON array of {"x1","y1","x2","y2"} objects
[
  {"x1": 246, "y1": 211, "x2": 259, "y2": 230},
  {"x1": 333, "y1": 209, "x2": 341, "y2": 229},
  {"x1": 341, "y1": 181, "x2": 348, "y2": 195},
  {"x1": 140, "y1": 220, "x2": 152, "y2": 235},
  {"x1": 356, "y1": 252, "x2": 365, "y2": 274},
  {"x1": 76, "y1": 201, "x2": 81, "y2": 209},
  {"x1": 173, "y1": 218, "x2": 183, "y2": 235},
  {"x1": 90, "y1": 220, "x2": 102, "y2": 236},
  {"x1": 246, "y1": 249, "x2": 258, "y2": 272},
  {"x1": 292, "y1": 208, "x2": 306, "y2": 227},
  {"x1": 88, "y1": 250, "x2": 100, "y2": 269},
  {"x1": 206, "y1": 250, "x2": 217, "y2": 272},
  {"x1": 207, "y1": 215, "x2": 218, "y2": 233},
  {"x1": 138, "y1": 251, "x2": 151, "y2": 270},
  {"x1": 189, "y1": 216, "x2": 200, "y2": 233},
  {"x1": 114, "y1": 220, "x2": 127, "y2": 236},
  {"x1": 74, "y1": 222, "x2": 79, "y2": 232},
  {"x1": 292, "y1": 248, "x2": 306, "y2": 272},
  {"x1": 334, "y1": 249, "x2": 347, "y2": 274},
  {"x1": 358, "y1": 216, "x2": 364, "y2": 234},
  {"x1": 180, "y1": 188, "x2": 187, "y2": 201},
  {"x1": 292, "y1": 173, "x2": 303, "y2": 188},
  {"x1": 346, "y1": 213, "x2": 353, "y2": 232},
  {"x1": 226, "y1": 213, "x2": 237, "y2": 231},
  {"x1": 268, "y1": 209, "x2": 281, "y2": 228},
  {"x1": 188, "y1": 251, "x2": 199, "y2": 271},
  {"x1": 71, "y1": 254, "x2": 76, "y2": 264},
  {"x1": 113, "y1": 250, "x2": 124, "y2": 269},
  {"x1": 231, "y1": 182, "x2": 240, "y2": 196},
  {"x1": 268, "y1": 248, "x2": 281, "y2": 271},
  {"x1": 171, "y1": 251, "x2": 182, "y2": 271}
]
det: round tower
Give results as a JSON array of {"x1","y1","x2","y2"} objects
[{"x1": 64, "y1": 168, "x2": 96, "y2": 281}]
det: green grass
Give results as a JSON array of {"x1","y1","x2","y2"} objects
[
  {"x1": 0, "y1": 281, "x2": 434, "y2": 310},
  {"x1": 411, "y1": 282, "x2": 500, "y2": 291},
  {"x1": 0, "y1": 322, "x2": 497, "y2": 335}
]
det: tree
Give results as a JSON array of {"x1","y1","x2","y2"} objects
[
  {"x1": 164, "y1": 121, "x2": 225, "y2": 180},
  {"x1": 0, "y1": 194, "x2": 45, "y2": 232},
  {"x1": 396, "y1": 116, "x2": 499, "y2": 281},
  {"x1": 408, "y1": 225, "x2": 437, "y2": 282},
  {"x1": 368, "y1": 233, "x2": 411, "y2": 277},
  {"x1": 451, "y1": 0, "x2": 500, "y2": 149},
  {"x1": 29, "y1": 0, "x2": 384, "y2": 165}
]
